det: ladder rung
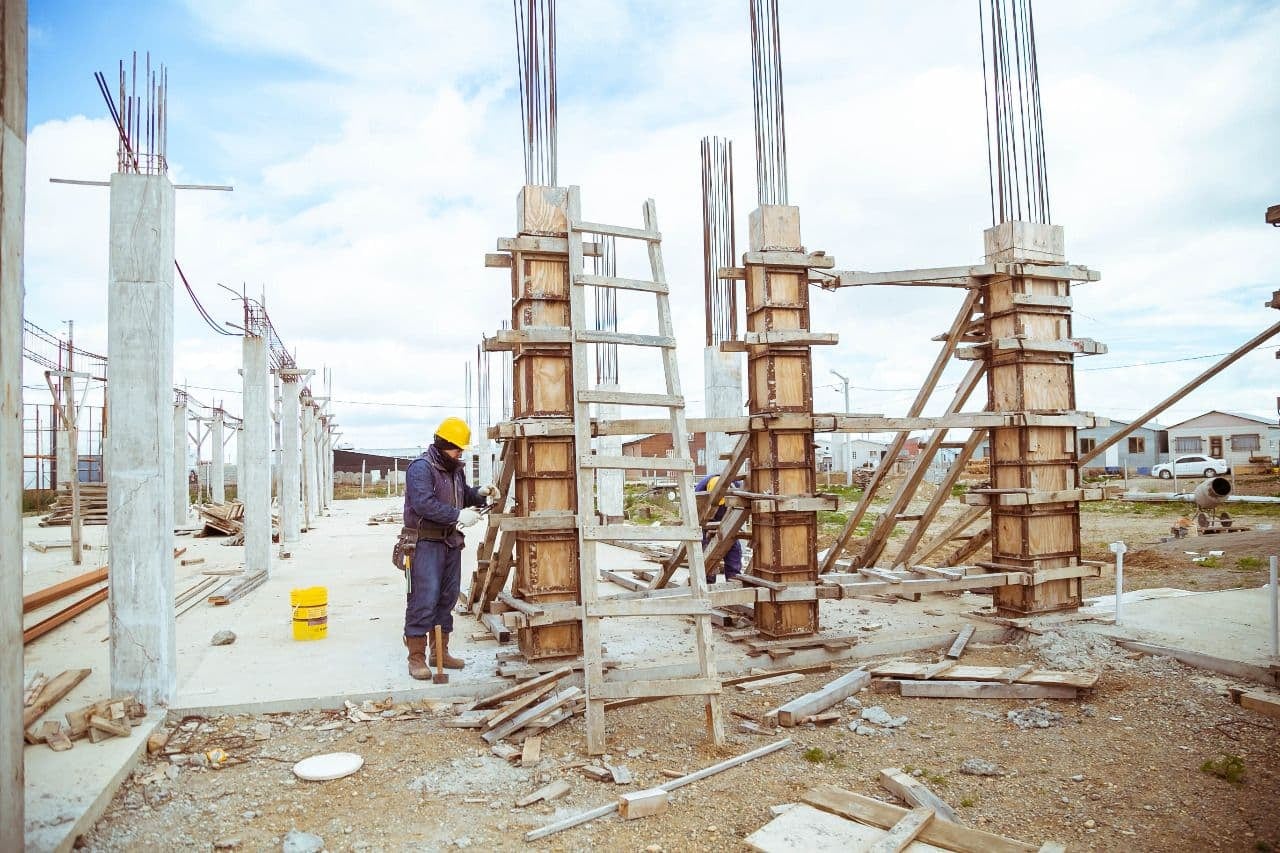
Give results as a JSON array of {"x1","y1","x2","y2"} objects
[
  {"x1": 580, "y1": 454, "x2": 692, "y2": 472},
  {"x1": 585, "y1": 598, "x2": 712, "y2": 618},
  {"x1": 590, "y1": 677, "x2": 721, "y2": 701},
  {"x1": 578, "y1": 390, "x2": 683, "y2": 408},
  {"x1": 582, "y1": 524, "x2": 701, "y2": 542},
  {"x1": 573, "y1": 220, "x2": 661, "y2": 242},
  {"x1": 575, "y1": 273, "x2": 668, "y2": 294},
  {"x1": 575, "y1": 330, "x2": 675, "y2": 348}
]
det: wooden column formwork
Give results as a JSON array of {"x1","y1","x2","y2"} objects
[
  {"x1": 506, "y1": 185, "x2": 582, "y2": 660},
  {"x1": 742, "y1": 206, "x2": 830, "y2": 636},
  {"x1": 980, "y1": 222, "x2": 1085, "y2": 616}
]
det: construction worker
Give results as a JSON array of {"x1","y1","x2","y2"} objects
[
  {"x1": 695, "y1": 472, "x2": 742, "y2": 584},
  {"x1": 402, "y1": 416, "x2": 497, "y2": 679}
]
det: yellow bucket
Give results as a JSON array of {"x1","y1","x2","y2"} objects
[{"x1": 290, "y1": 586, "x2": 328, "y2": 641}]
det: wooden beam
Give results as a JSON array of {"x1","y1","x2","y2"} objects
[
  {"x1": 891, "y1": 428, "x2": 987, "y2": 568},
  {"x1": 879, "y1": 767, "x2": 960, "y2": 824},
  {"x1": 22, "y1": 566, "x2": 108, "y2": 613},
  {"x1": 894, "y1": 680, "x2": 1078, "y2": 699},
  {"x1": 467, "y1": 666, "x2": 574, "y2": 711},
  {"x1": 22, "y1": 669, "x2": 92, "y2": 728},
  {"x1": 912, "y1": 507, "x2": 987, "y2": 566},
  {"x1": 945, "y1": 625, "x2": 976, "y2": 660},
  {"x1": 775, "y1": 669, "x2": 870, "y2": 727},
  {"x1": 23, "y1": 588, "x2": 108, "y2": 645},
  {"x1": 802, "y1": 785, "x2": 1039, "y2": 853},
  {"x1": 868, "y1": 806, "x2": 934, "y2": 853}
]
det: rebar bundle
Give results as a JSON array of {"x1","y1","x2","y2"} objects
[
  {"x1": 749, "y1": 0, "x2": 788, "y2": 207},
  {"x1": 592, "y1": 236, "x2": 618, "y2": 385},
  {"x1": 700, "y1": 137, "x2": 738, "y2": 346},
  {"x1": 979, "y1": 0, "x2": 1050, "y2": 224},
  {"x1": 513, "y1": 0, "x2": 557, "y2": 187},
  {"x1": 94, "y1": 52, "x2": 167, "y2": 175}
]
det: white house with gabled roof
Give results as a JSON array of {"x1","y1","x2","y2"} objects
[{"x1": 1164, "y1": 411, "x2": 1279, "y2": 470}]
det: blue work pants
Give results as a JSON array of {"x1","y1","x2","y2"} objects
[{"x1": 405, "y1": 539, "x2": 461, "y2": 636}]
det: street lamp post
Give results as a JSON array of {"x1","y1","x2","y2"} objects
[{"x1": 831, "y1": 370, "x2": 850, "y2": 483}]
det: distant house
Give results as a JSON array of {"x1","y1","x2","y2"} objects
[
  {"x1": 1164, "y1": 411, "x2": 1280, "y2": 470},
  {"x1": 621, "y1": 432, "x2": 709, "y2": 476},
  {"x1": 815, "y1": 437, "x2": 890, "y2": 472},
  {"x1": 1077, "y1": 420, "x2": 1168, "y2": 473}
]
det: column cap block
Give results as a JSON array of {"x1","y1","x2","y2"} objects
[
  {"x1": 749, "y1": 205, "x2": 803, "y2": 252},
  {"x1": 518, "y1": 185, "x2": 569, "y2": 237},
  {"x1": 983, "y1": 221, "x2": 1065, "y2": 263}
]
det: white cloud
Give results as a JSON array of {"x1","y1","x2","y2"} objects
[{"x1": 23, "y1": 0, "x2": 1280, "y2": 450}]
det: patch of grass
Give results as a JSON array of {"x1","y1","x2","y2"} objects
[
  {"x1": 1236, "y1": 556, "x2": 1265, "y2": 571},
  {"x1": 1201, "y1": 753, "x2": 1246, "y2": 785},
  {"x1": 924, "y1": 771, "x2": 948, "y2": 788},
  {"x1": 801, "y1": 747, "x2": 844, "y2": 767},
  {"x1": 959, "y1": 795, "x2": 978, "y2": 808},
  {"x1": 818, "y1": 510, "x2": 849, "y2": 526},
  {"x1": 820, "y1": 485, "x2": 864, "y2": 502},
  {"x1": 1198, "y1": 556, "x2": 1221, "y2": 569},
  {"x1": 950, "y1": 482, "x2": 969, "y2": 497}
]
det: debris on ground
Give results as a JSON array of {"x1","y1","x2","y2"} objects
[
  {"x1": 210, "y1": 630, "x2": 236, "y2": 646},
  {"x1": 1007, "y1": 703, "x2": 1065, "y2": 730}
]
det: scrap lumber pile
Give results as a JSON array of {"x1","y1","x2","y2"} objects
[
  {"x1": 720, "y1": 628, "x2": 859, "y2": 661},
  {"x1": 746, "y1": 783, "x2": 1060, "y2": 852},
  {"x1": 207, "y1": 570, "x2": 267, "y2": 606},
  {"x1": 868, "y1": 660, "x2": 1098, "y2": 699},
  {"x1": 447, "y1": 666, "x2": 584, "y2": 745},
  {"x1": 20, "y1": 668, "x2": 149, "y2": 753},
  {"x1": 195, "y1": 501, "x2": 280, "y2": 544},
  {"x1": 367, "y1": 510, "x2": 402, "y2": 525},
  {"x1": 850, "y1": 467, "x2": 876, "y2": 490},
  {"x1": 39, "y1": 483, "x2": 109, "y2": 526}
]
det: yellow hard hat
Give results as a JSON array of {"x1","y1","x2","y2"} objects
[
  {"x1": 435, "y1": 416, "x2": 471, "y2": 449},
  {"x1": 707, "y1": 475, "x2": 725, "y2": 506}
]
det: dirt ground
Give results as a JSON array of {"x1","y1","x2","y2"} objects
[
  {"x1": 72, "y1": 477, "x2": 1280, "y2": 851},
  {"x1": 79, "y1": 629, "x2": 1280, "y2": 853}
]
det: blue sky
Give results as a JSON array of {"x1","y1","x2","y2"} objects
[{"x1": 21, "y1": 1, "x2": 1280, "y2": 453}]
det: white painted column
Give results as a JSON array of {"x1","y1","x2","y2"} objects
[
  {"x1": 241, "y1": 332, "x2": 271, "y2": 575},
  {"x1": 0, "y1": 4, "x2": 27, "y2": 842},
  {"x1": 704, "y1": 346, "x2": 743, "y2": 474},
  {"x1": 106, "y1": 171, "x2": 176, "y2": 707},
  {"x1": 595, "y1": 383, "x2": 624, "y2": 522},
  {"x1": 279, "y1": 372, "x2": 303, "y2": 544},
  {"x1": 173, "y1": 395, "x2": 188, "y2": 522},
  {"x1": 210, "y1": 409, "x2": 225, "y2": 503},
  {"x1": 301, "y1": 401, "x2": 317, "y2": 527}
]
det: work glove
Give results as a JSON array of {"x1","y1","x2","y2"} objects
[
  {"x1": 478, "y1": 484, "x2": 499, "y2": 502},
  {"x1": 456, "y1": 508, "x2": 483, "y2": 529}
]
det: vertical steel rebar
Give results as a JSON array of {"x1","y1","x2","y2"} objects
[
  {"x1": 700, "y1": 136, "x2": 738, "y2": 346},
  {"x1": 749, "y1": 0, "x2": 788, "y2": 206},
  {"x1": 513, "y1": 0, "x2": 557, "y2": 186}
]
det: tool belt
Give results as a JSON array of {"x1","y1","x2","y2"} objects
[{"x1": 391, "y1": 521, "x2": 452, "y2": 573}]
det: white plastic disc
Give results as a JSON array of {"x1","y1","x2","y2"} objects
[{"x1": 292, "y1": 751, "x2": 364, "y2": 781}]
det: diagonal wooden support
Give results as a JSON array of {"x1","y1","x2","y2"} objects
[
  {"x1": 890, "y1": 426, "x2": 989, "y2": 568},
  {"x1": 820, "y1": 291, "x2": 981, "y2": 574},
  {"x1": 467, "y1": 440, "x2": 516, "y2": 611},
  {"x1": 909, "y1": 505, "x2": 987, "y2": 567},
  {"x1": 853, "y1": 362, "x2": 985, "y2": 569},
  {"x1": 649, "y1": 432, "x2": 750, "y2": 590}
]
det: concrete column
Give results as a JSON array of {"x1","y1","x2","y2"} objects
[
  {"x1": 319, "y1": 416, "x2": 332, "y2": 512},
  {"x1": 595, "y1": 384, "x2": 624, "y2": 522},
  {"x1": 301, "y1": 401, "x2": 317, "y2": 527},
  {"x1": 173, "y1": 396, "x2": 188, "y2": 522},
  {"x1": 55, "y1": 415, "x2": 72, "y2": 487},
  {"x1": 235, "y1": 422, "x2": 244, "y2": 496},
  {"x1": 241, "y1": 333, "x2": 271, "y2": 575},
  {"x1": 0, "y1": 2, "x2": 27, "y2": 842},
  {"x1": 272, "y1": 372, "x2": 282, "y2": 503},
  {"x1": 704, "y1": 346, "x2": 743, "y2": 475},
  {"x1": 106, "y1": 171, "x2": 176, "y2": 706},
  {"x1": 279, "y1": 373, "x2": 303, "y2": 543},
  {"x1": 210, "y1": 409, "x2": 225, "y2": 503}
]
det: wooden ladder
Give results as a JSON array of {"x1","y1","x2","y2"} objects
[
  {"x1": 566, "y1": 185, "x2": 726, "y2": 755},
  {"x1": 467, "y1": 440, "x2": 516, "y2": 616}
]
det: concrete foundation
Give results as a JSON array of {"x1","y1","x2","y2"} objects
[
  {"x1": 1, "y1": 3, "x2": 26, "y2": 843},
  {"x1": 172, "y1": 396, "x2": 188, "y2": 522},
  {"x1": 279, "y1": 372, "x2": 304, "y2": 544},
  {"x1": 210, "y1": 409, "x2": 225, "y2": 503},
  {"x1": 703, "y1": 345, "x2": 743, "y2": 474},
  {"x1": 595, "y1": 383, "x2": 624, "y2": 521},
  {"x1": 106, "y1": 171, "x2": 176, "y2": 707},
  {"x1": 241, "y1": 333, "x2": 271, "y2": 575}
]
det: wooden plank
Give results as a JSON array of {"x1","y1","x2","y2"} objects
[
  {"x1": 574, "y1": 272, "x2": 668, "y2": 294},
  {"x1": 802, "y1": 785, "x2": 1038, "y2": 853},
  {"x1": 741, "y1": 331, "x2": 839, "y2": 346},
  {"x1": 482, "y1": 680, "x2": 560, "y2": 731},
  {"x1": 744, "y1": 250, "x2": 835, "y2": 268},
  {"x1": 23, "y1": 588, "x2": 108, "y2": 645},
  {"x1": 1232, "y1": 689, "x2": 1280, "y2": 721},
  {"x1": 776, "y1": 669, "x2": 870, "y2": 726},
  {"x1": 516, "y1": 779, "x2": 571, "y2": 808},
  {"x1": 573, "y1": 219, "x2": 659, "y2": 242},
  {"x1": 208, "y1": 570, "x2": 267, "y2": 605},
  {"x1": 998, "y1": 663, "x2": 1036, "y2": 684},
  {"x1": 577, "y1": 390, "x2": 683, "y2": 408},
  {"x1": 467, "y1": 666, "x2": 573, "y2": 711},
  {"x1": 526, "y1": 738, "x2": 791, "y2": 842},
  {"x1": 918, "y1": 660, "x2": 958, "y2": 680},
  {"x1": 579, "y1": 454, "x2": 692, "y2": 472},
  {"x1": 575, "y1": 330, "x2": 676, "y2": 348},
  {"x1": 869, "y1": 663, "x2": 1097, "y2": 689},
  {"x1": 584, "y1": 598, "x2": 711, "y2": 618},
  {"x1": 46, "y1": 725, "x2": 74, "y2": 752},
  {"x1": 592, "y1": 677, "x2": 722, "y2": 701},
  {"x1": 89, "y1": 714, "x2": 131, "y2": 738},
  {"x1": 22, "y1": 566, "x2": 108, "y2": 613},
  {"x1": 735, "y1": 673, "x2": 806, "y2": 692},
  {"x1": 483, "y1": 687, "x2": 583, "y2": 745},
  {"x1": 879, "y1": 767, "x2": 960, "y2": 824},
  {"x1": 722, "y1": 664, "x2": 833, "y2": 686},
  {"x1": 582, "y1": 524, "x2": 701, "y2": 542},
  {"x1": 897, "y1": 681, "x2": 1078, "y2": 699},
  {"x1": 619, "y1": 788, "x2": 669, "y2": 820},
  {"x1": 521, "y1": 735, "x2": 542, "y2": 765},
  {"x1": 945, "y1": 625, "x2": 976, "y2": 660},
  {"x1": 869, "y1": 806, "x2": 935, "y2": 853}
]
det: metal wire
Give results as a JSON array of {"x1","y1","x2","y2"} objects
[
  {"x1": 749, "y1": 0, "x2": 788, "y2": 206},
  {"x1": 513, "y1": 0, "x2": 557, "y2": 186},
  {"x1": 700, "y1": 136, "x2": 738, "y2": 345},
  {"x1": 979, "y1": 0, "x2": 1050, "y2": 224},
  {"x1": 592, "y1": 236, "x2": 618, "y2": 385}
]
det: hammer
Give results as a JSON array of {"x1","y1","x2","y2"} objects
[{"x1": 432, "y1": 625, "x2": 449, "y2": 684}]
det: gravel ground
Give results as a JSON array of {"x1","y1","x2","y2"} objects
[{"x1": 78, "y1": 628, "x2": 1280, "y2": 852}]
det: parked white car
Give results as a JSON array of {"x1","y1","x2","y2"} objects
[{"x1": 1151, "y1": 454, "x2": 1231, "y2": 479}]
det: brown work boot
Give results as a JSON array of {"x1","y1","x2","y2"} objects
[
  {"x1": 433, "y1": 631, "x2": 465, "y2": 670},
  {"x1": 404, "y1": 635, "x2": 430, "y2": 680}
]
